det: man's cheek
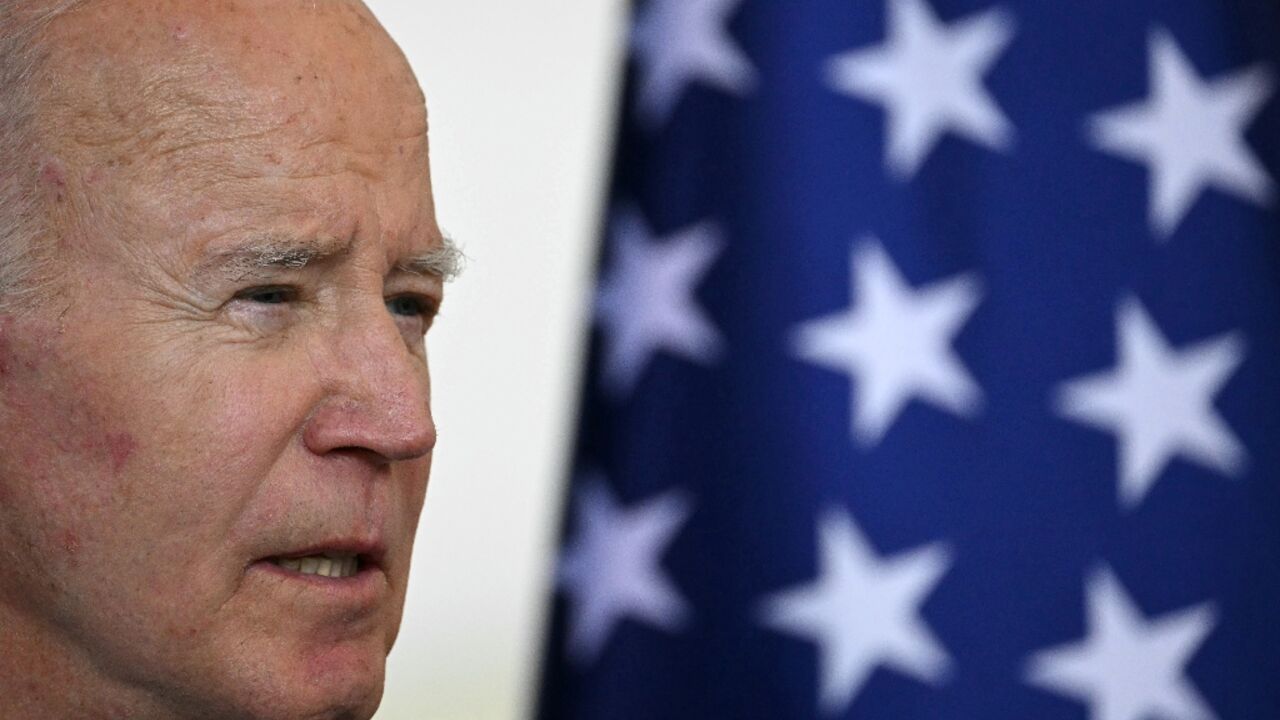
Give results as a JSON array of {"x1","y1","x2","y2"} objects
[
  {"x1": 1, "y1": 318, "x2": 124, "y2": 444},
  {"x1": 0, "y1": 323, "x2": 161, "y2": 571},
  {"x1": 17, "y1": 380, "x2": 144, "y2": 501}
]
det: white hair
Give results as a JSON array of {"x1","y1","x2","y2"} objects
[{"x1": 0, "y1": 0, "x2": 87, "y2": 312}]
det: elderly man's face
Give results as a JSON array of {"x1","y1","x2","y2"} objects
[{"x1": 0, "y1": 2, "x2": 445, "y2": 718}]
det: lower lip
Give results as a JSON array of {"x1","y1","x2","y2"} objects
[{"x1": 250, "y1": 560, "x2": 386, "y2": 608}]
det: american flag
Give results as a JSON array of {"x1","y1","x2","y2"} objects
[{"x1": 536, "y1": 0, "x2": 1280, "y2": 717}]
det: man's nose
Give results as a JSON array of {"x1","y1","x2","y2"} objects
[{"x1": 301, "y1": 311, "x2": 437, "y2": 464}]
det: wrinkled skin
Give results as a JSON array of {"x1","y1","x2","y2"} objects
[{"x1": 0, "y1": 2, "x2": 446, "y2": 718}]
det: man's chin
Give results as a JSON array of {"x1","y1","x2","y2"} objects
[
  {"x1": 281, "y1": 640, "x2": 387, "y2": 720},
  {"x1": 205, "y1": 636, "x2": 389, "y2": 720}
]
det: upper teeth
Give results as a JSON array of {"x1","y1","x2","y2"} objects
[{"x1": 274, "y1": 554, "x2": 359, "y2": 578}]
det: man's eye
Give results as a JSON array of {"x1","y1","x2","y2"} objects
[
  {"x1": 237, "y1": 287, "x2": 295, "y2": 305},
  {"x1": 387, "y1": 295, "x2": 434, "y2": 318}
]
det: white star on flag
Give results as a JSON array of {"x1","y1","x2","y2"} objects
[
  {"x1": 631, "y1": 0, "x2": 757, "y2": 129},
  {"x1": 759, "y1": 509, "x2": 953, "y2": 715},
  {"x1": 595, "y1": 208, "x2": 725, "y2": 399},
  {"x1": 791, "y1": 237, "x2": 983, "y2": 447},
  {"x1": 1025, "y1": 566, "x2": 1219, "y2": 720},
  {"x1": 1088, "y1": 28, "x2": 1275, "y2": 238},
  {"x1": 826, "y1": 0, "x2": 1016, "y2": 178},
  {"x1": 556, "y1": 477, "x2": 693, "y2": 665},
  {"x1": 1054, "y1": 296, "x2": 1247, "y2": 509}
]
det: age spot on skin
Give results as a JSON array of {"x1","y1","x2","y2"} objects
[
  {"x1": 40, "y1": 160, "x2": 68, "y2": 203},
  {"x1": 40, "y1": 161, "x2": 66, "y2": 189},
  {"x1": 40, "y1": 160, "x2": 67, "y2": 203}
]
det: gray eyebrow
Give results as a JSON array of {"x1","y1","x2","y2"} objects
[
  {"x1": 396, "y1": 234, "x2": 466, "y2": 282},
  {"x1": 197, "y1": 233, "x2": 464, "y2": 282},
  {"x1": 200, "y1": 234, "x2": 351, "y2": 281}
]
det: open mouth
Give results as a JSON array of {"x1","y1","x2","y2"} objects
[{"x1": 268, "y1": 552, "x2": 364, "y2": 579}]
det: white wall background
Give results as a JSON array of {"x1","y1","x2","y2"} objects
[{"x1": 364, "y1": 3, "x2": 630, "y2": 719}]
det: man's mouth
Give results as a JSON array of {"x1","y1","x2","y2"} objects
[
  {"x1": 269, "y1": 553, "x2": 362, "y2": 579},
  {"x1": 251, "y1": 541, "x2": 388, "y2": 610}
]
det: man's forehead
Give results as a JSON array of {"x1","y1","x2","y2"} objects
[
  {"x1": 30, "y1": 0, "x2": 444, "y2": 284},
  {"x1": 39, "y1": 0, "x2": 425, "y2": 157}
]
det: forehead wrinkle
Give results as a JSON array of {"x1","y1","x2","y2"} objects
[{"x1": 45, "y1": 41, "x2": 256, "y2": 159}]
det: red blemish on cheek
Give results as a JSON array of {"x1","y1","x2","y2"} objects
[
  {"x1": 40, "y1": 162, "x2": 66, "y2": 188},
  {"x1": 106, "y1": 433, "x2": 137, "y2": 473},
  {"x1": 60, "y1": 529, "x2": 80, "y2": 555},
  {"x1": 76, "y1": 432, "x2": 138, "y2": 473},
  {"x1": 172, "y1": 23, "x2": 189, "y2": 41}
]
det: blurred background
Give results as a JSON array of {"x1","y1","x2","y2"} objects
[{"x1": 365, "y1": 2, "x2": 629, "y2": 719}]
